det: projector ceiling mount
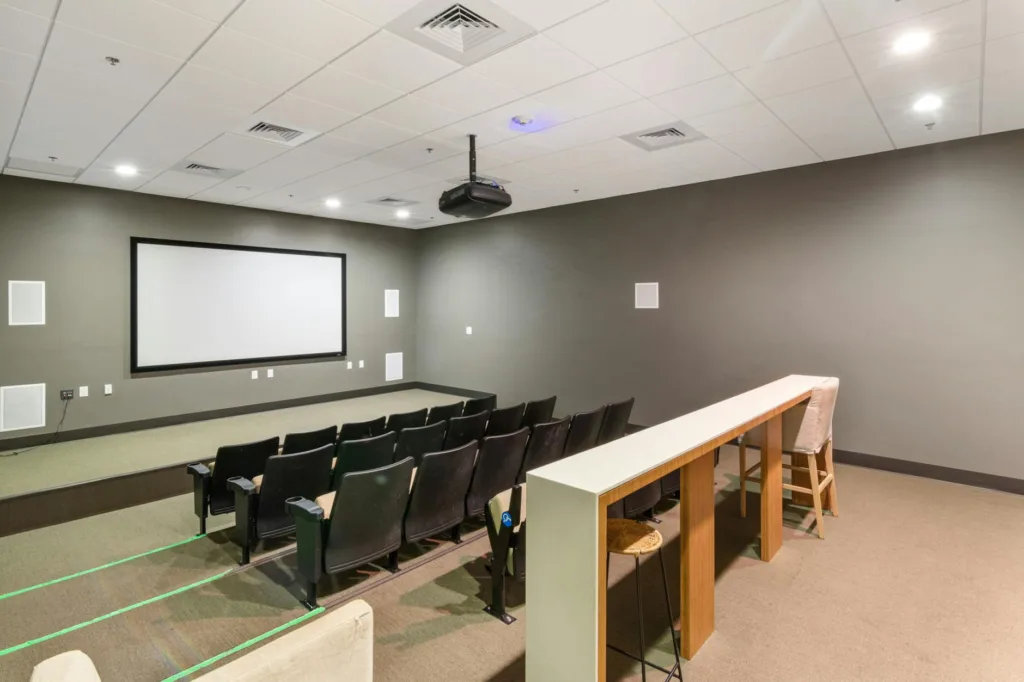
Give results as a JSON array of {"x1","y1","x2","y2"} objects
[{"x1": 438, "y1": 134, "x2": 513, "y2": 219}]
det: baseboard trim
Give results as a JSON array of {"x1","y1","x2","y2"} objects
[
  {"x1": 0, "y1": 381, "x2": 490, "y2": 452},
  {"x1": 834, "y1": 449, "x2": 1024, "y2": 496}
]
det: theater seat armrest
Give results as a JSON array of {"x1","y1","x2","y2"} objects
[
  {"x1": 187, "y1": 463, "x2": 211, "y2": 478},
  {"x1": 287, "y1": 497, "x2": 324, "y2": 523},
  {"x1": 227, "y1": 476, "x2": 256, "y2": 495}
]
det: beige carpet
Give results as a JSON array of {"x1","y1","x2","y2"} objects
[{"x1": 364, "y1": 446, "x2": 1024, "y2": 682}]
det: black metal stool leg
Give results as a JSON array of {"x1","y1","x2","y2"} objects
[
  {"x1": 635, "y1": 555, "x2": 647, "y2": 682},
  {"x1": 658, "y1": 548, "x2": 682, "y2": 679}
]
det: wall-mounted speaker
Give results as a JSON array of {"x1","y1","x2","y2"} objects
[
  {"x1": 8, "y1": 281, "x2": 46, "y2": 326},
  {"x1": 0, "y1": 384, "x2": 46, "y2": 432},
  {"x1": 634, "y1": 283, "x2": 659, "y2": 309}
]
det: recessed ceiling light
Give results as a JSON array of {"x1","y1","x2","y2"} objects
[
  {"x1": 892, "y1": 31, "x2": 931, "y2": 55},
  {"x1": 324, "y1": 198, "x2": 341, "y2": 209},
  {"x1": 913, "y1": 94, "x2": 942, "y2": 113},
  {"x1": 114, "y1": 164, "x2": 137, "y2": 177},
  {"x1": 395, "y1": 209, "x2": 411, "y2": 219}
]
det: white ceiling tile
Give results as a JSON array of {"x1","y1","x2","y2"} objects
[
  {"x1": 764, "y1": 77, "x2": 878, "y2": 138},
  {"x1": 414, "y1": 69, "x2": 522, "y2": 117},
  {"x1": 801, "y1": 118, "x2": 893, "y2": 160},
  {"x1": 191, "y1": 27, "x2": 322, "y2": 92},
  {"x1": 533, "y1": 71, "x2": 643, "y2": 120},
  {"x1": 651, "y1": 74, "x2": 757, "y2": 119},
  {"x1": 0, "y1": 76, "x2": 30, "y2": 111},
  {"x1": 822, "y1": 0, "x2": 966, "y2": 38},
  {"x1": 667, "y1": 139, "x2": 759, "y2": 181},
  {"x1": 3, "y1": 0, "x2": 59, "y2": 19},
  {"x1": 227, "y1": 0, "x2": 376, "y2": 63},
  {"x1": 842, "y1": 0, "x2": 984, "y2": 74},
  {"x1": 546, "y1": 0, "x2": 687, "y2": 68},
  {"x1": 987, "y1": 0, "x2": 1024, "y2": 41},
  {"x1": 521, "y1": 138, "x2": 648, "y2": 176},
  {"x1": 94, "y1": 105, "x2": 232, "y2": 171},
  {"x1": 860, "y1": 44, "x2": 981, "y2": 100},
  {"x1": 489, "y1": 0, "x2": 603, "y2": 30},
  {"x1": 138, "y1": 170, "x2": 224, "y2": 197},
  {"x1": 157, "y1": 0, "x2": 243, "y2": 23},
  {"x1": 220, "y1": 144, "x2": 349, "y2": 193},
  {"x1": 695, "y1": 0, "x2": 836, "y2": 71},
  {"x1": 654, "y1": 0, "x2": 789, "y2": 34},
  {"x1": 429, "y1": 97, "x2": 553, "y2": 147},
  {"x1": 415, "y1": 156, "x2": 473, "y2": 182},
  {"x1": 688, "y1": 101, "x2": 779, "y2": 137},
  {"x1": 735, "y1": 42, "x2": 854, "y2": 99},
  {"x1": 605, "y1": 39, "x2": 725, "y2": 97},
  {"x1": 874, "y1": 77, "x2": 979, "y2": 147},
  {"x1": 158, "y1": 64, "x2": 279, "y2": 116},
  {"x1": 190, "y1": 133, "x2": 288, "y2": 170},
  {"x1": 330, "y1": 30, "x2": 461, "y2": 92},
  {"x1": 76, "y1": 164, "x2": 154, "y2": 190},
  {"x1": 983, "y1": 68, "x2": 1024, "y2": 134},
  {"x1": 238, "y1": 194, "x2": 298, "y2": 210},
  {"x1": 0, "y1": 4, "x2": 50, "y2": 56},
  {"x1": 368, "y1": 95, "x2": 463, "y2": 134},
  {"x1": 715, "y1": 122, "x2": 821, "y2": 170},
  {"x1": 470, "y1": 35, "x2": 594, "y2": 95},
  {"x1": 537, "y1": 99, "x2": 676, "y2": 151},
  {"x1": 290, "y1": 66, "x2": 402, "y2": 116},
  {"x1": 57, "y1": 0, "x2": 217, "y2": 60},
  {"x1": 299, "y1": 131, "x2": 377, "y2": 160},
  {"x1": 329, "y1": 116, "x2": 419, "y2": 148},
  {"x1": 0, "y1": 47, "x2": 38, "y2": 90},
  {"x1": 254, "y1": 94, "x2": 356, "y2": 134},
  {"x1": 364, "y1": 135, "x2": 464, "y2": 171},
  {"x1": 986, "y1": 32, "x2": 1024, "y2": 76},
  {"x1": 192, "y1": 182, "x2": 264, "y2": 204},
  {"x1": 321, "y1": 0, "x2": 422, "y2": 27},
  {"x1": 3, "y1": 168, "x2": 75, "y2": 182},
  {"x1": 479, "y1": 135, "x2": 561, "y2": 165}
]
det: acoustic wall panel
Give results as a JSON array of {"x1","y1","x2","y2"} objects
[
  {"x1": 635, "y1": 282, "x2": 659, "y2": 309},
  {"x1": 8, "y1": 281, "x2": 46, "y2": 325},
  {"x1": 385, "y1": 352, "x2": 403, "y2": 381},
  {"x1": 0, "y1": 383, "x2": 46, "y2": 432}
]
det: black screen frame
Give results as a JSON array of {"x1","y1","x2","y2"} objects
[{"x1": 130, "y1": 237, "x2": 347, "y2": 374}]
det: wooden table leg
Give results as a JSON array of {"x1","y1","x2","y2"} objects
[
  {"x1": 679, "y1": 451, "x2": 715, "y2": 658},
  {"x1": 760, "y1": 414, "x2": 783, "y2": 562}
]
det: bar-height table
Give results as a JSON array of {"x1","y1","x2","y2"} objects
[{"x1": 525, "y1": 375, "x2": 831, "y2": 681}]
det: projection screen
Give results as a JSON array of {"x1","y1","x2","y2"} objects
[{"x1": 131, "y1": 238, "x2": 346, "y2": 372}]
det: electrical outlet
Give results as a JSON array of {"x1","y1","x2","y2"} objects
[
  {"x1": 79, "y1": 386, "x2": 89, "y2": 398},
  {"x1": 60, "y1": 389, "x2": 74, "y2": 401},
  {"x1": 104, "y1": 384, "x2": 113, "y2": 396}
]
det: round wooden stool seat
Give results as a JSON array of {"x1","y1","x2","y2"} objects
[{"x1": 607, "y1": 518, "x2": 663, "y2": 556}]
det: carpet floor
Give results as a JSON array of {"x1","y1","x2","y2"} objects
[{"x1": 3, "y1": 446, "x2": 1024, "y2": 681}]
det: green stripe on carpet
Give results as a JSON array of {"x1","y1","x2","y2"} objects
[
  {"x1": 0, "y1": 568, "x2": 232, "y2": 657},
  {"x1": 161, "y1": 606, "x2": 325, "y2": 681},
  {"x1": 0, "y1": 534, "x2": 205, "y2": 602}
]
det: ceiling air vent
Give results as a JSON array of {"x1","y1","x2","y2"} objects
[
  {"x1": 387, "y1": 0, "x2": 534, "y2": 66},
  {"x1": 622, "y1": 122, "x2": 706, "y2": 152},
  {"x1": 368, "y1": 197, "x2": 419, "y2": 208},
  {"x1": 171, "y1": 160, "x2": 242, "y2": 180},
  {"x1": 417, "y1": 4, "x2": 503, "y2": 53},
  {"x1": 235, "y1": 116, "x2": 321, "y2": 147}
]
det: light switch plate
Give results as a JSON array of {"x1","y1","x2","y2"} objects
[
  {"x1": 358, "y1": 360, "x2": 365, "y2": 368},
  {"x1": 267, "y1": 369, "x2": 274, "y2": 378},
  {"x1": 466, "y1": 326, "x2": 473, "y2": 335},
  {"x1": 79, "y1": 386, "x2": 89, "y2": 398},
  {"x1": 251, "y1": 370, "x2": 258, "y2": 380},
  {"x1": 104, "y1": 384, "x2": 113, "y2": 396},
  {"x1": 347, "y1": 361, "x2": 353, "y2": 369}
]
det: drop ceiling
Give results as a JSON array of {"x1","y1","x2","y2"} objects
[{"x1": 1, "y1": 0, "x2": 1021, "y2": 229}]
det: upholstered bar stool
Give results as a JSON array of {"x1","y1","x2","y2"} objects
[
  {"x1": 606, "y1": 518, "x2": 681, "y2": 681},
  {"x1": 738, "y1": 377, "x2": 840, "y2": 539}
]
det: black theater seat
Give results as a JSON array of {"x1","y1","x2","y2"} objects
[
  {"x1": 484, "y1": 484, "x2": 526, "y2": 624},
  {"x1": 443, "y1": 410, "x2": 489, "y2": 449},
  {"x1": 516, "y1": 416, "x2": 571, "y2": 484},
  {"x1": 465, "y1": 428, "x2": 530, "y2": 518},
  {"x1": 394, "y1": 421, "x2": 446, "y2": 466},
  {"x1": 187, "y1": 437, "x2": 279, "y2": 535},
  {"x1": 338, "y1": 416, "x2": 386, "y2": 442},
  {"x1": 485, "y1": 403, "x2": 526, "y2": 438},
  {"x1": 403, "y1": 442, "x2": 478, "y2": 545},
  {"x1": 462, "y1": 395, "x2": 497, "y2": 416},
  {"x1": 281, "y1": 425, "x2": 338, "y2": 455},
  {"x1": 385, "y1": 408, "x2": 428, "y2": 434}
]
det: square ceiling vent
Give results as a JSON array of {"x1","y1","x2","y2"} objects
[
  {"x1": 170, "y1": 160, "x2": 243, "y2": 180},
  {"x1": 387, "y1": 0, "x2": 535, "y2": 66},
  {"x1": 368, "y1": 197, "x2": 419, "y2": 208},
  {"x1": 235, "y1": 116, "x2": 320, "y2": 147},
  {"x1": 621, "y1": 122, "x2": 706, "y2": 152}
]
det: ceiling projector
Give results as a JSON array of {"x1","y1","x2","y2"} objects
[{"x1": 439, "y1": 134, "x2": 512, "y2": 219}]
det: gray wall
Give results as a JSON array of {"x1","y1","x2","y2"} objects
[
  {"x1": 416, "y1": 130, "x2": 1024, "y2": 479},
  {"x1": 0, "y1": 176, "x2": 418, "y2": 442}
]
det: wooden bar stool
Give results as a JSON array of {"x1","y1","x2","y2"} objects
[
  {"x1": 738, "y1": 377, "x2": 840, "y2": 539},
  {"x1": 606, "y1": 518, "x2": 681, "y2": 681}
]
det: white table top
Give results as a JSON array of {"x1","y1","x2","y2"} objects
[{"x1": 528, "y1": 375, "x2": 830, "y2": 496}]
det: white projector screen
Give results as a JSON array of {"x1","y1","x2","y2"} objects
[{"x1": 132, "y1": 238, "x2": 346, "y2": 371}]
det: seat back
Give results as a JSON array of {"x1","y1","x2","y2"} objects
[
  {"x1": 521, "y1": 396, "x2": 556, "y2": 429},
  {"x1": 563, "y1": 406, "x2": 608, "y2": 458},
  {"x1": 256, "y1": 445, "x2": 334, "y2": 539},
  {"x1": 210, "y1": 437, "x2": 280, "y2": 514},
  {"x1": 403, "y1": 442, "x2": 478, "y2": 543},
  {"x1": 788, "y1": 377, "x2": 840, "y2": 454},
  {"x1": 384, "y1": 408, "x2": 428, "y2": 434},
  {"x1": 334, "y1": 431, "x2": 397, "y2": 484},
  {"x1": 338, "y1": 416, "x2": 387, "y2": 442},
  {"x1": 462, "y1": 395, "x2": 497, "y2": 416},
  {"x1": 281, "y1": 425, "x2": 338, "y2": 455},
  {"x1": 517, "y1": 416, "x2": 571, "y2": 483},
  {"x1": 443, "y1": 411, "x2": 489, "y2": 449},
  {"x1": 485, "y1": 403, "x2": 526, "y2": 437},
  {"x1": 426, "y1": 401, "x2": 464, "y2": 425},
  {"x1": 394, "y1": 421, "x2": 446, "y2": 466},
  {"x1": 465, "y1": 428, "x2": 530, "y2": 517},
  {"x1": 597, "y1": 398, "x2": 635, "y2": 445},
  {"x1": 324, "y1": 458, "x2": 415, "y2": 574}
]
